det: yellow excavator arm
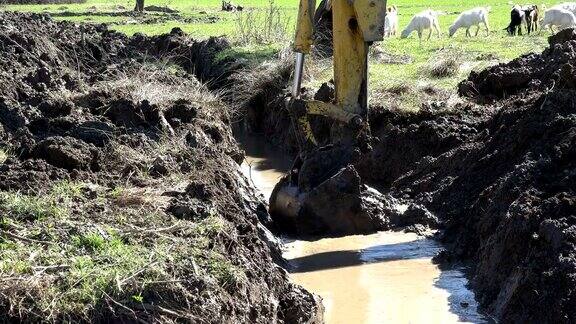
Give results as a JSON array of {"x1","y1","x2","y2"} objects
[
  {"x1": 271, "y1": 0, "x2": 388, "y2": 224},
  {"x1": 290, "y1": 0, "x2": 387, "y2": 147}
]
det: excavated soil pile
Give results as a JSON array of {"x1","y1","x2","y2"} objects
[
  {"x1": 363, "y1": 29, "x2": 576, "y2": 322},
  {"x1": 0, "y1": 12, "x2": 320, "y2": 323}
]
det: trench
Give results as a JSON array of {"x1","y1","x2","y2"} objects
[{"x1": 235, "y1": 130, "x2": 492, "y2": 324}]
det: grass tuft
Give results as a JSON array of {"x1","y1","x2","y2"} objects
[
  {"x1": 427, "y1": 55, "x2": 460, "y2": 78},
  {"x1": 234, "y1": 0, "x2": 291, "y2": 45},
  {"x1": 0, "y1": 192, "x2": 67, "y2": 221}
]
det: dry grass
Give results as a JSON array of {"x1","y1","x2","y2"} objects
[
  {"x1": 94, "y1": 62, "x2": 221, "y2": 107},
  {"x1": 0, "y1": 148, "x2": 9, "y2": 163},
  {"x1": 228, "y1": 51, "x2": 294, "y2": 117},
  {"x1": 234, "y1": 0, "x2": 291, "y2": 45},
  {"x1": 425, "y1": 49, "x2": 462, "y2": 79}
]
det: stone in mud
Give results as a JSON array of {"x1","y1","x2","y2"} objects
[
  {"x1": 165, "y1": 99, "x2": 198, "y2": 124},
  {"x1": 32, "y1": 136, "x2": 98, "y2": 171},
  {"x1": 69, "y1": 120, "x2": 115, "y2": 147},
  {"x1": 167, "y1": 197, "x2": 213, "y2": 220},
  {"x1": 103, "y1": 98, "x2": 147, "y2": 128}
]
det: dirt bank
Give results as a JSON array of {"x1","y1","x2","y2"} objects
[
  {"x1": 238, "y1": 29, "x2": 576, "y2": 322},
  {"x1": 0, "y1": 12, "x2": 321, "y2": 323},
  {"x1": 393, "y1": 29, "x2": 576, "y2": 323}
]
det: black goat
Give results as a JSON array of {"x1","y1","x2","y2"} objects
[{"x1": 506, "y1": 5, "x2": 524, "y2": 35}]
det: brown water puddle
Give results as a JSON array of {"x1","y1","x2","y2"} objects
[
  {"x1": 236, "y1": 130, "x2": 490, "y2": 324},
  {"x1": 284, "y1": 233, "x2": 488, "y2": 324}
]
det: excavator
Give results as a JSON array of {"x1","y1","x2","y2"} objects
[{"x1": 269, "y1": 0, "x2": 388, "y2": 235}]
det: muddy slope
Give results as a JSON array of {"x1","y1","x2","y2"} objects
[{"x1": 0, "y1": 12, "x2": 320, "y2": 323}]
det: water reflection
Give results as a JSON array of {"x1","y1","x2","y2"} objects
[
  {"x1": 435, "y1": 267, "x2": 495, "y2": 323},
  {"x1": 235, "y1": 129, "x2": 292, "y2": 200},
  {"x1": 290, "y1": 239, "x2": 440, "y2": 273}
]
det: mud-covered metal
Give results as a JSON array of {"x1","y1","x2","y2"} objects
[
  {"x1": 294, "y1": 0, "x2": 316, "y2": 53},
  {"x1": 353, "y1": 0, "x2": 387, "y2": 41}
]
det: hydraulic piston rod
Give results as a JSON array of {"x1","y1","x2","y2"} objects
[{"x1": 292, "y1": 53, "x2": 305, "y2": 98}]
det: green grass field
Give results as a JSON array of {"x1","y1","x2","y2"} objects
[{"x1": 1, "y1": 0, "x2": 566, "y2": 108}]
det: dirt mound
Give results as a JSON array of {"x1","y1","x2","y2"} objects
[
  {"x1": 144, "y1": 5, "x2": 178, "y2": 13},
  {"x1": 0, "y1": 12, "x2": 320, "y2": 323},
  {"x1": 47, "y1": 10, "x2": 219, "y2": 26},
  {"x1": 459, "y1": 28, "x2": 576, "y2": 101}
]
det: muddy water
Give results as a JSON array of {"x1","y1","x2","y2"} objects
[{"x1": 236, "y1": 130, "x2": 490, "y2": 324}]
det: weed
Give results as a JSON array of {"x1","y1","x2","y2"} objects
[
  {"x1": 108, "y1": 186, "x2": 125, "y2": 199},
  {"x1": 72, "y1": 232, "x2": 108, "y2": 251},
  {"x1": 131, "y1": 294, "x2": 144, "y2": 303},
  {"x1": 194, "y1": 214, "x2": 226, "y2": 237},
  {"x1": 205, "y1": 251, "x2": 246, "y2": 288},
  {"x1": 51, "y1": 181, "x2": 85, "y2": 202}
]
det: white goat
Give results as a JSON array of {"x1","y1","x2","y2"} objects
[
  {"x1": 448, "y1": 7, "x2": 491, "y2": 37},
  {"x1": 541, "y1": 7, "x2": 576, "y2": 33},
  {"x1": 384, "y1": 5, "x2": 399, "y2": 37},
  {"x1": 551, "y1": 2, "x2": 576, "y2": 15},
  {"x1": 401, "y1": 10, "x2": 441, "y2": 42}
]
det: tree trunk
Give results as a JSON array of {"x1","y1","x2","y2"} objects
[{"x1": 134, "y1": 0, "x2": 145, "y2": 12}]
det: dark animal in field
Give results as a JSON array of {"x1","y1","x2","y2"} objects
[
  {"x1": 221, "y1": 1, "x2": 243, "y2": 12},
  {"x1": 506, "y1": 5, "x2": 525, "y2": 35}
]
